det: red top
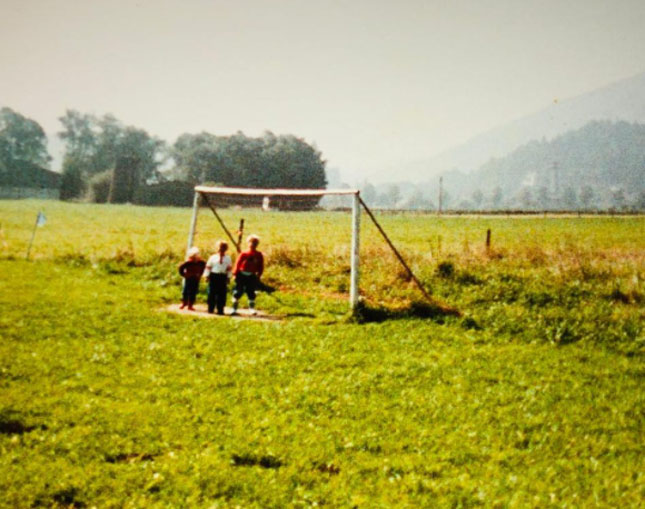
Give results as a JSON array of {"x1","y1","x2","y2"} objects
[
  {"x1": 178, "y1": 258, "x2": 206, "y2": 280},
  {"x1": 234, "y1": 250, "x2": 264, "y2": 277}
]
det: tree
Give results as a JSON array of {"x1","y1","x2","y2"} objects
[
  {"x1": 383, "y1": 184, "x2": 401, "y2": 208},
  {"x1": 360, "y1": 181, "x2": 377, "y2": 206},
  {"x1": 171, "y1": 131, "x2": 326, "y2": 191},
  {"x1": 611, "y1": 188, "x2": 627, "y2": 210},
  {"x1": 404, "y1": 189, "x2": 433, "y2": 210},
  {"x1": 59, "y1": 154, "x2": 86, "y2": 200},
  {"x1": 458, "y1": 199, "x2": 473, "y2": 210},
  {"x1": 518, "y1": 187, "x2": 534, "y2": 209},
  {"x1": 259, "y1": 133, "x2": 326, "y2": 190},
  {"x1": 634, "y1": 190, "x2": 645, "y2": 211},
  {"x1": 561, "y1": 186, "x2": 578, "y2": 210},
  {"x1": 107, "y1": 126, "x2": 165, "y2": 203},
  {"x1": 440, "y1": 189, "x2": 452, "y2": 210},
  {"x1": 171, "y1": 132, "x2": 228, "y2": 184},
  {"x1": 0, "y1": 107, "x2": 50, "y2": 171},
  {"x1": 88, "y1": 170, "x2": 113, "y2": 203},
  {"x1": 58, "y1": 110, "x2": 165, "y2": 202},
  {"x1": 491, "y1": 186, "x2": 503, "y2": 209},
  {"x1": 536, "y1": 185, "x2": 550, "y2": 210},
  {"x1": 471, "y1": 189, "x2": 484, "y2": 210},
  {"x1": 58, "y1": 110, "x2": 97, "y2": 167}
]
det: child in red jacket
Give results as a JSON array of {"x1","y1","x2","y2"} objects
[
  {"x1": 178, "y1": 247, "x2": 206, "y2": 310},
  {"x1": 231, "y1": 234, "x2": 264, "y2": 315}
]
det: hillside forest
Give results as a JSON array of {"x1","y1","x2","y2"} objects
[{"x1": 1, "y1": 106, "x2": 644, "y2": 210}]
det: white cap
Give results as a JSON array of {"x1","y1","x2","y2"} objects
[{"x1": 187, "y1": 246, "x2": 200, "y2": 257}]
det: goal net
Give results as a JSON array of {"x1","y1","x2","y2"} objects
[
  {"x1": 186, "y1": 186, "x2": 454, "y2": 315},
  {"x1": 188, "y1": 186, "x2": 362, "y2": 311}
]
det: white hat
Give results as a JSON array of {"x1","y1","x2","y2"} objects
[{"x1": 187, "y1": 246, "x2": 200, "y2": 257}]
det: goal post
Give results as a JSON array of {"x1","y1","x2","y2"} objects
[
  {"x1": 187, "y1": 186, "x2": 362, "y2": 310},
  {"x1": 185, "y1": 185, "x2": 457, "y2": 316}
]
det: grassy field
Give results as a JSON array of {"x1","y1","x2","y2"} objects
[{"x1": 0, "y1": 200, "x2": 643, "y2": 507}]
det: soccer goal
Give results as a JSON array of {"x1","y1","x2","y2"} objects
[
  {"x1": 186, "y1": 185, "x2": 455, "y2": 314},
  {"x1": 187, "y1": 186, "x2": 362, "y2": 309}
]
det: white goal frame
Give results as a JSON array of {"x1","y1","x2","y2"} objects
[{"x1": 187, "y1": 186, "x2": 362, "y2": 310}]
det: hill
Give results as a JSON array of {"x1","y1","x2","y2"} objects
[
  {"x1": 444, "y1": 120, "x2": 645, "y2": 209},
  {"x1": 404, "y1": 71, "x2": 645, "y2": 181}
]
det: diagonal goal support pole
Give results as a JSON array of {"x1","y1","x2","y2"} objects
[
  {"x1": 358, "y1": 196, "x2": 460, "y2": 316},
  {"x1": 201, "y1": 194, "x2": 242, "y2": 253}
]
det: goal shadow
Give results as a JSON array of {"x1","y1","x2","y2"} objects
[{"x1": 351, "y1": 300, "x2": 462, "y2": 324}]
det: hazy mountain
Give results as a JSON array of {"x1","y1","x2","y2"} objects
[
  {"x1": 439, "y1": 120, "x2": 645, "y2": 209},
  {"x1": 404, "y1": 71, "x2": 645, "y2": 180}
]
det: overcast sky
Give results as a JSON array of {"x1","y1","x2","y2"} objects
[{"x1": 2, "y1": 0, "x2": 644, "y2": 181}]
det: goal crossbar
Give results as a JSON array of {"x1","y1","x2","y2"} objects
[{"x1": 195, "y1": 185, "x2": 359, "y2": 197}]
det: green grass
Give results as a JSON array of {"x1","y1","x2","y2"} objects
[{"x1": 0, "y1": 200, "x2": 643, "y2": 507}]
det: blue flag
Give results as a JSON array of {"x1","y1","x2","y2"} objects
[{"x1": 36, "y1": 211, "x2": 47, "y2": 227}]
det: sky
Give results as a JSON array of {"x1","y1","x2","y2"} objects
[{"x1": 1, "y1": 0, "x2": 644, "y2": 182}]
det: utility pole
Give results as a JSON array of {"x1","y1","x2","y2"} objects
[{"x1": 438, "y1": 176, "x2": 443, "y2": 215}]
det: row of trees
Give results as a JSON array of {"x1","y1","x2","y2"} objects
[
  {"x1": 3, "y1": 106, "x2": 644, "y2": 210},
  {"x1": 1, "y1": 106, "x2": 328, "y2": 206},
  {"x1": 347, "y1": 181, "x2": 645, "y2": 211}
]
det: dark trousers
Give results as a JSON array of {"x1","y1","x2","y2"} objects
[
  {"x1": 182, "y1": 278, "x2": 200, "y2": 303},
  {"x1": 208, "y1": 274, "x2": 228, "y2": 314},
  {"x1": 233, "y1": 273, "x2": 257, "y2": 302}
]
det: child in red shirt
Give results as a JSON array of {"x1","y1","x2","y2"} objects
[
  {"x1": 231, "y1": 234, "x2": 264, "y2": 315},
  {"x1": 178, "y1": 246, "x2": 206, "y2": 310}
]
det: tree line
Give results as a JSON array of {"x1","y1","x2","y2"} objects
[
  {"x1": 1, "y1": 107, "x2": 327, "y2": 207},
  {"x1": 442, "y1": 120, "x2": 645, "y2": 211}
]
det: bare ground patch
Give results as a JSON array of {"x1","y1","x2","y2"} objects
[{"x1": 163, "y1": 303, "x2": 281, "y2": 322}]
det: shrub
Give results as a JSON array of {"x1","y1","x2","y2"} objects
[
  {"x1": 437, "y1": 261, "x2": 455, "y2": 278},
  {"x1": 59, "y1": 162, "x2": 86, "y2": 201},
  {"x1": 88, "y1": 170, "x2": 113, "y2": 203},
  {"x1": 133, "y1": 180, "x2": 194, "y2": 207}
]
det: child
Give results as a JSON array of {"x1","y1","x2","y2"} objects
[
  {"x1": 178, "y1": 246, "x2": 206, "y2": 310},
  {"x1": 231, "y1": 234, "x2": 264, "y2": 315},
  {"x1": 204, "y1": 240, "x2": 232, "y2": 315}
]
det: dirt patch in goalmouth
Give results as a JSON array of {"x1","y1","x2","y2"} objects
[{"x1": 163, "y1": 303, "x2": 281, "y2": 322}]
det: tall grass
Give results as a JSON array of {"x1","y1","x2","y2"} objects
[{"x1": 0, "y1": 200, "x2": 643, "y2": 507}]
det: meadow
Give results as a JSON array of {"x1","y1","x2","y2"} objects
[{"x1": 0, "y1": 200, "x2": 643, "y2": 507}]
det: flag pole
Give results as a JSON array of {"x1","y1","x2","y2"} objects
[{"x1": 26, "y1": 214, "x2": 39, "y2": 260}]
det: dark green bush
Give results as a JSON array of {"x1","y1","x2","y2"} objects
[
  {"x1": 88, "y1": 170, "x2": 113, "y2": 203},
  {"x1": 133, "y1": 180, "x2": 195, "y2": 207}
]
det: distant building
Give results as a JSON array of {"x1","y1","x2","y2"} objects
[{"x1": 0, "y1": 162, "x2": 61, "y2": 199}]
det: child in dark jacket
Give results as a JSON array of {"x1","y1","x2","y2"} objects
[{"x1": 178, "y1": 247, "x2": 206, "y2": 310}]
